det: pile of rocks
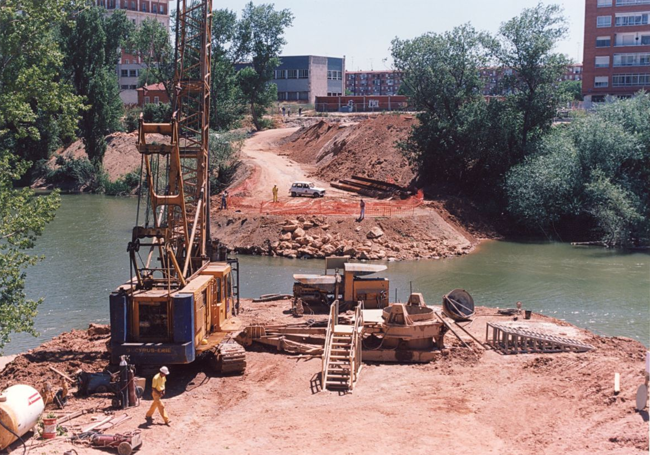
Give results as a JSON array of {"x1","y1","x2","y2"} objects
[{"x1": 232, "y1": 216, "x2": 472, "y2": 261}]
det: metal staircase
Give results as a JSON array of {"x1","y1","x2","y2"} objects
[{"x1": 322, "y1": 301, "x2": 363, "y2": 392}]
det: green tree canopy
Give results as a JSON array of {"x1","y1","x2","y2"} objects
[
  {"x1": 209, "y1": 9, "x2": 248, "y2": 131},
  {"x1": 505, "y1": 94, "x2": 650, "y2": 245},
  {"x1": 126, "y1": 18, "x2": 173, "y2": 91},
  {"x1": 391, "y1": 24, "x2": 492, "y2": 189},
  {"x1": 236, "y1": 2, "x2": 293, "y2": 130},
  {"x1": 61, "y1": 6, "x2": 130, "y2": 165},
  {"x1": 0, "y1": 0, "x2": 83, "y2": 178},
  {"x1": 490, "y1": 2, "x2": 570, "y2": 151}
]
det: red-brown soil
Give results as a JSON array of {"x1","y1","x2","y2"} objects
[
  {"x1": 281, "y1": 114, "x2": 416, "y2": 185},
  {"x1": 1, "y1": 302, "x2": 647, "y2": 455}
]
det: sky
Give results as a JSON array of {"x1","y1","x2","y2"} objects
[{"x1": 208, "y1": 0, "x2": 586, "y2": 70}]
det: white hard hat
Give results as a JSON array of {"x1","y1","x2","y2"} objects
[{"x1": 160, "y1": 366, "x2": 170, "y2": 375}]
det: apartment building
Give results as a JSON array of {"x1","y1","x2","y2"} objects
[
  {"x1": 583, "y1": 0, "x2": 650, "y2": 107},
  {"x1": 345, "y1": 71, "x2": 403, "y2": 96},
  {"x1": 96, "y1": 0, "x2": 171, "y2": 104}
]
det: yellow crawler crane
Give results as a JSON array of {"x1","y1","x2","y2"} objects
[{"x1": 109, "y1": 0, "x2": 245, "y2": 374}]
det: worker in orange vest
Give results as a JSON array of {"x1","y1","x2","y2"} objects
[{"x1": 146, "y1": 366, "x2": 171, "y2": 425}]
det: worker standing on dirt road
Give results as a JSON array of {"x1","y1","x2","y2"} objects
[
  {"x1": 272, "y1": 184, "x2": 278, "y2": 203},
  {"x1": 358, "y1": 199, "x2": 366, "y2": 221},
  {"x1": 146, "y1": 366, "x2": 171, "y2": 426}
]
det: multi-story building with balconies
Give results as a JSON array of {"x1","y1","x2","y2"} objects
[
  {"x1": 583, "y1": 0, "x2": 650, "y2": 107},
  {"x1": 345, "y1": 71, "x2": 403, "y2": 96},
  {"x1": 96, "y1": 0, "x2": 171, "y2": 104}
]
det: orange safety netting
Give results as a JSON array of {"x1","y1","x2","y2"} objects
[{"x1": 223, "y1": 190, "x2": 424, "y2": 217}]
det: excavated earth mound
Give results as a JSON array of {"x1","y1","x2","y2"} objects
[{"x1": 281, "y1": 114, "x2": 417, "y2": 186}]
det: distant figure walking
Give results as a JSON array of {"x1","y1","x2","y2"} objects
[
  {"x1": 281, "y1": 106, "x2": 286, "y2": 117},
  {"x1": 357, "y1": 199, "x2": 365, "y2": 221},
  {"x1": 298, "y1": 107, "x2": 302, "y2": 117},
  {"x1": 287, "y1": 108, "x2": 291, "y2": 116},
  {"x1": 272, "y1": 184, "x2": 278, "y2": 203},
  {"x1": 221, "y1": 190, "x2": 228, "y2": 210}
]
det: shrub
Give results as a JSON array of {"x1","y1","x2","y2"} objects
[
  {"x1": 124, "y1": 107, "x2": 142, "y2": 133},
  {"x1": 208, "y1": 131, "x2": 246, "y2": 195},
  {"x1": 46, "y1": 156, "x2": 97, "y2": 190},
  {"x1": 142, "y1": 103, "x2": 171, "y2": 123},
  {"x1": 104, "y1": 170, "x2": 141, "y2": 196}
]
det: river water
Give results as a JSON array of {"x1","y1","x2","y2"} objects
[{"x1": 5, "y1": 194, "x2": 649, "y2": 354}]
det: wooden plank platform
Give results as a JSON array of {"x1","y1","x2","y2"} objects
[{"x1": 486, "y1": 322, "x2": 595, "y2": 355}]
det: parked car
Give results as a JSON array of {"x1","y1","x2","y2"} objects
[{"x1": 290, "y1": 181, "x2": 326, "y2": 198}]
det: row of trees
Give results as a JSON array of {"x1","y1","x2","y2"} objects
[{"x1": 392, "y1": 3, "x2": 649, "y2": 245}]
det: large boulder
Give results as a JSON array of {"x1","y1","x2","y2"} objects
[
  {"x1": 367, "y1": 226, "x2": 384, "y2": 239},
  {"x1": 280, "y1": 232, "x2": 292, "y2": 241},
  {"x1": 292, "y1": 227, "x2": 305, "y2": 239},
  {"x1": 321, "y1": 244, "x2": 337, "y2": 256}
]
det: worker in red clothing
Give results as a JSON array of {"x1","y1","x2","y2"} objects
[{"x1": 146, "y1": 366, "x2": 171, "y2": 425}]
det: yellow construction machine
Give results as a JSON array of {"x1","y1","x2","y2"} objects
[
  {"x1": 292, "y1": 256, "x2": 389, "y2": 313},
  {"x1": 109, "y1": 0, "x2": 245, "y2": 374}
]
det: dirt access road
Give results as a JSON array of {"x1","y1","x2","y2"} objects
[
  {"x1": 212, "y1": 124, "x2": 476, "y2": 260},
  {"x1": 233, "y1": 127, "x2": 348, "y2": 201}
]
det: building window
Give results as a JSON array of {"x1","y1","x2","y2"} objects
[
  {"x1": 612, "y1": 73, "x2": 650, "y2": 86},
  {"x1": 130, "y1": 1, "x2": 135, "y2": 9},
  {"x1": 129, "y1": 69, "x2": 138, "y2": 77},
  {"x1": 595, "y1": 56, "x2": 610, "y2": 68},
  {"x1": 152, "y1": 3, "x2": 157, "y2": 13},
  {"x1": 594, "y1": 76, "x2": 609, "y2": 88},
  {"x1": 144, "y1": 96, "x2": 150, "y2": 104},
  {"x1": 596, "y1": 36, "x2": 611, "y2": 47},
  {"x1": 598, "y1": 0, "x2": 613, "y2": 5},
  {"x1": 129, "y1": 85, "x2": 136, "y2": 89},
  {"x1": 615, "y1": 13, "x2": 649, "y2": 26},
  {"x1": 287, "y1": 69, "x2": 298, "y2": 79},
  {"x1": 141, "y1": 3, "x2": 148, "y2": 12},
  {"x1": 160, "y1": 5, "x2": 165, "y2": 14},
  {"x1": 121, "y1": 69, "x2": 128, "y2": 77},
  {"x1": 121, "y1": 85, "x2": 129, "y2": 89},
  {"x1": 597, "y1": 16, "x2": 612, "y2": 27},
  {"x1": 327, "y1": 70, "x2": 342, "y2": 80},
  {"x1": 274, "y1": 69, "x2": 286, "y2": 79},
  {"x1": 616, "y1": 0, "x2": 650, "y2": 5},
  {"x1": 154, "y1": 96, "x2": 160, "y2": 104},
  {"x1": 298, "y1": 69, "x2": 309, "y2": 79},
  {"x1": 614, "y1": 53, "x2": 650, "y2": 66}
]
